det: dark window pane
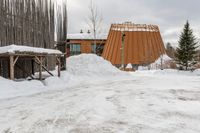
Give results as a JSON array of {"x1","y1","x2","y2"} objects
[{"x1": 69, "y1": 44, "x2": 81, "y2": 56}]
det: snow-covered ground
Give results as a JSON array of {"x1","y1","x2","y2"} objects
[{"x1": 0, "y1": 54, "x2": 200, "y2": 133}]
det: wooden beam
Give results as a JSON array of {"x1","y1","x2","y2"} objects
[
  {"x1": 9, "y1": 55, "x2": 14, "y2": 80},
  {"x1": 13, "y1": 56, "x2": 19, "y2": 66},
  {"x1": 34, "y1": 60, "x2": 54, "y2": 76},
  {"x1": 35, "y1": 56, "x2": 41, "y2": 64},
  {"x1": 15, "y1": 63, "x2": 34, "y2": 79}
]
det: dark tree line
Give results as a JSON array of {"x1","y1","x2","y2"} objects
[{"x1": 0, "y1": 0, "x2": 67, "y2": 48}]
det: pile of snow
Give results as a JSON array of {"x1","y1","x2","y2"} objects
[
  {"x1": 155, "y1": 54, "x2": 172, "y2": 63},
  {"x1": 66, "y1": 54, "x2": 123, "y2": 76},
  {"x1": 151, "y1": 54, "x2": 172, "y2": 69},
  {"x1": 0, "y1": 44, "x2": 62, "y2": 54},
  {"x1": 126, "y1": 63, "x2": 133, "y2": 69},
  {"x1": 138, "y1": 54, "x2": 172, "y2": 70},
  {"x1": 0, "y1": 54, "x2": 125, "y2": 99}
]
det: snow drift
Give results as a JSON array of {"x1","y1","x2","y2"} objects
[
  {"x1": 1, "y1": 54, "x2": 200, "y2": 132},
  {"x1": 0, "y1": 54, "x2": 124, "y2": 99},
  {"x1": 0, "y1": 77, "x2": 46, "y2": 99},
  {"x1": 138, "y1": 54, "x2": 172, "y2": 70},
  {"x1": 66, "y1": 54, "x2": 122, "y2": 76}
]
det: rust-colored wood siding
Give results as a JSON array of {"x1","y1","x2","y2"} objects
[
  {"x1": 68, "y1": 40, "x2": 106, "y2": 53},
  {"x1": 102, "y1": 23, "x2": 166, "y2": 65}
]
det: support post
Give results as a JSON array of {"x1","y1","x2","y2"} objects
[
  {"x1": 31, "y1": 59, "x2": 35, "y2": 75},
  {"x1": 39, "y1": 56, "x2": 43, "y2": 80},
  {"x1": 9, "y1": 55, "x2": 14, "y2": 80},
  {"x1": 57, "y1": 57, "x2": 61, "y2": 77}
]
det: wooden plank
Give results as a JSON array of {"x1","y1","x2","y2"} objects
[
  {"x1": 13, "y1": 56, "x2": 19, "y2": 66},
  {"x1": 34, "y1": 60, "x2": 54, "y2": 76}
]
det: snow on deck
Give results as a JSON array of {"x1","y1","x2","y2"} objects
[{"x1": 0, "y1": 45, "x2": 62, "y2": 55}]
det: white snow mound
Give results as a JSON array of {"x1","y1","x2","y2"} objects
[
  {"x1": 138, "y1": 54, "x2": 172, "y2": 70},
  {"x1": 154, "y1": 54, "x2": 172, "y2": 64},
  {"x1": 66, "y1": 54, "x2": 122, "y2": 76}
]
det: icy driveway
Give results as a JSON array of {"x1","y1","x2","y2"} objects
[{"x1": 0, "y1": 71, "x2": 200, "y2": 133}]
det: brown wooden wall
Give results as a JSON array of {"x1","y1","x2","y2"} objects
[
  {"x1": 102, "y1": 24, "x2": 166, "y2": 65},
  {"x1": 67, "y1": 39, "x2": 106, "y2": 53}
]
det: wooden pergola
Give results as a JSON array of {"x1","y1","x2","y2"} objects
[{"x1": 0, "y1": 45, "x2": 63, "y2": 80}]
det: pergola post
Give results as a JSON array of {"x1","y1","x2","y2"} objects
[
  {"x1": 39, "y1": 56, "x2": 43, "y2": 80},
  {"x1": 57, "y1": 57, "x2": 61, "y2": 77},
  {"x1": 31, "y1": 59, "x2": 35, "y2": 75},
  {"x1": 9, "y1": 55, "x2": 14, "y2": 80}
]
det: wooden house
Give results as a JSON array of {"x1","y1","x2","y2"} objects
[{"x1": 66, "y1": 33, "x2": 107, "y2": 56}]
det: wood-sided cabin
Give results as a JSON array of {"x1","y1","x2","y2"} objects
[{"x1": 66, "y1": 33, "x2": 107, "y2": 57}]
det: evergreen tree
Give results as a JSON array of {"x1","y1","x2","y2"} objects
[{"x1": 175, "y1": 21, "x2": 198, "y2": 70}]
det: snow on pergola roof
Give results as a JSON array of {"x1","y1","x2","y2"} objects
[
  {"x1": 111, "y1": 22, "x2": 160, "y2": 32},
  {"x1": 67, "y1": 33, "x2": 108, "y2": 40},
  {"x1": 0, "y1": 45, "x2": 62, "y2": 55}
]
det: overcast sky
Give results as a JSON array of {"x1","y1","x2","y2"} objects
[{"x1": 67, "y1": 0, "x2": 200, "y2": 46}]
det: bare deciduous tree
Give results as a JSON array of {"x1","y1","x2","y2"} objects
[{"x1": 87, "y1": 0, "x2": 103, "y2": 54}]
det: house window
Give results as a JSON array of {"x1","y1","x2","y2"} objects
[{"x1": 70, "y1": 44, "x2": 81, "y2": 56}]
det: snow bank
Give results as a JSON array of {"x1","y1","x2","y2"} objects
[
  {"x1": 151, "y1": 54, "x2": 172, "y2": 69},
  {"x1": 66, "y1": 54, "x2": 122, "y2": 76},
  {"x1": 44, "y1": 54, "x2": 127, "y2": 89},
  {"x1": 154, "y1": 54, "x2": 172, "y2": 64},
  {"x1": 138, "y1": 54, "x2": 172, "y2": 70},
  {"x1": 135, "y1": 69, "x2": 200, "y2": 77},
  {"x1": 1, "y1": 55, "x2": 200, "y2": 132},
  {"x1": 126, "y1": 63, "x2": 133, "y2": 69},
  {"x1": 1, "y1": 54, "x2": 198, "y2": 100},
  {"x1": 0, "y1": 54, "x2": 125, "y2": 99},
  {"x1": 0, "y1": 77, "x2": 46, "y2": 99}
]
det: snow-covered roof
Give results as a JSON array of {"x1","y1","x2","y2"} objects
[
  {"x1": 0, "y1": 45, "x2": 62, "y2": 55},
  {"x1": 67, "y1": 33, "x2": 107, "y2": 40}
]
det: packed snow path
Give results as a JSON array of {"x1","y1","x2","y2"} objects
[{"x1": 0, "y1": 71, "x2": 200, "y2": 133}]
